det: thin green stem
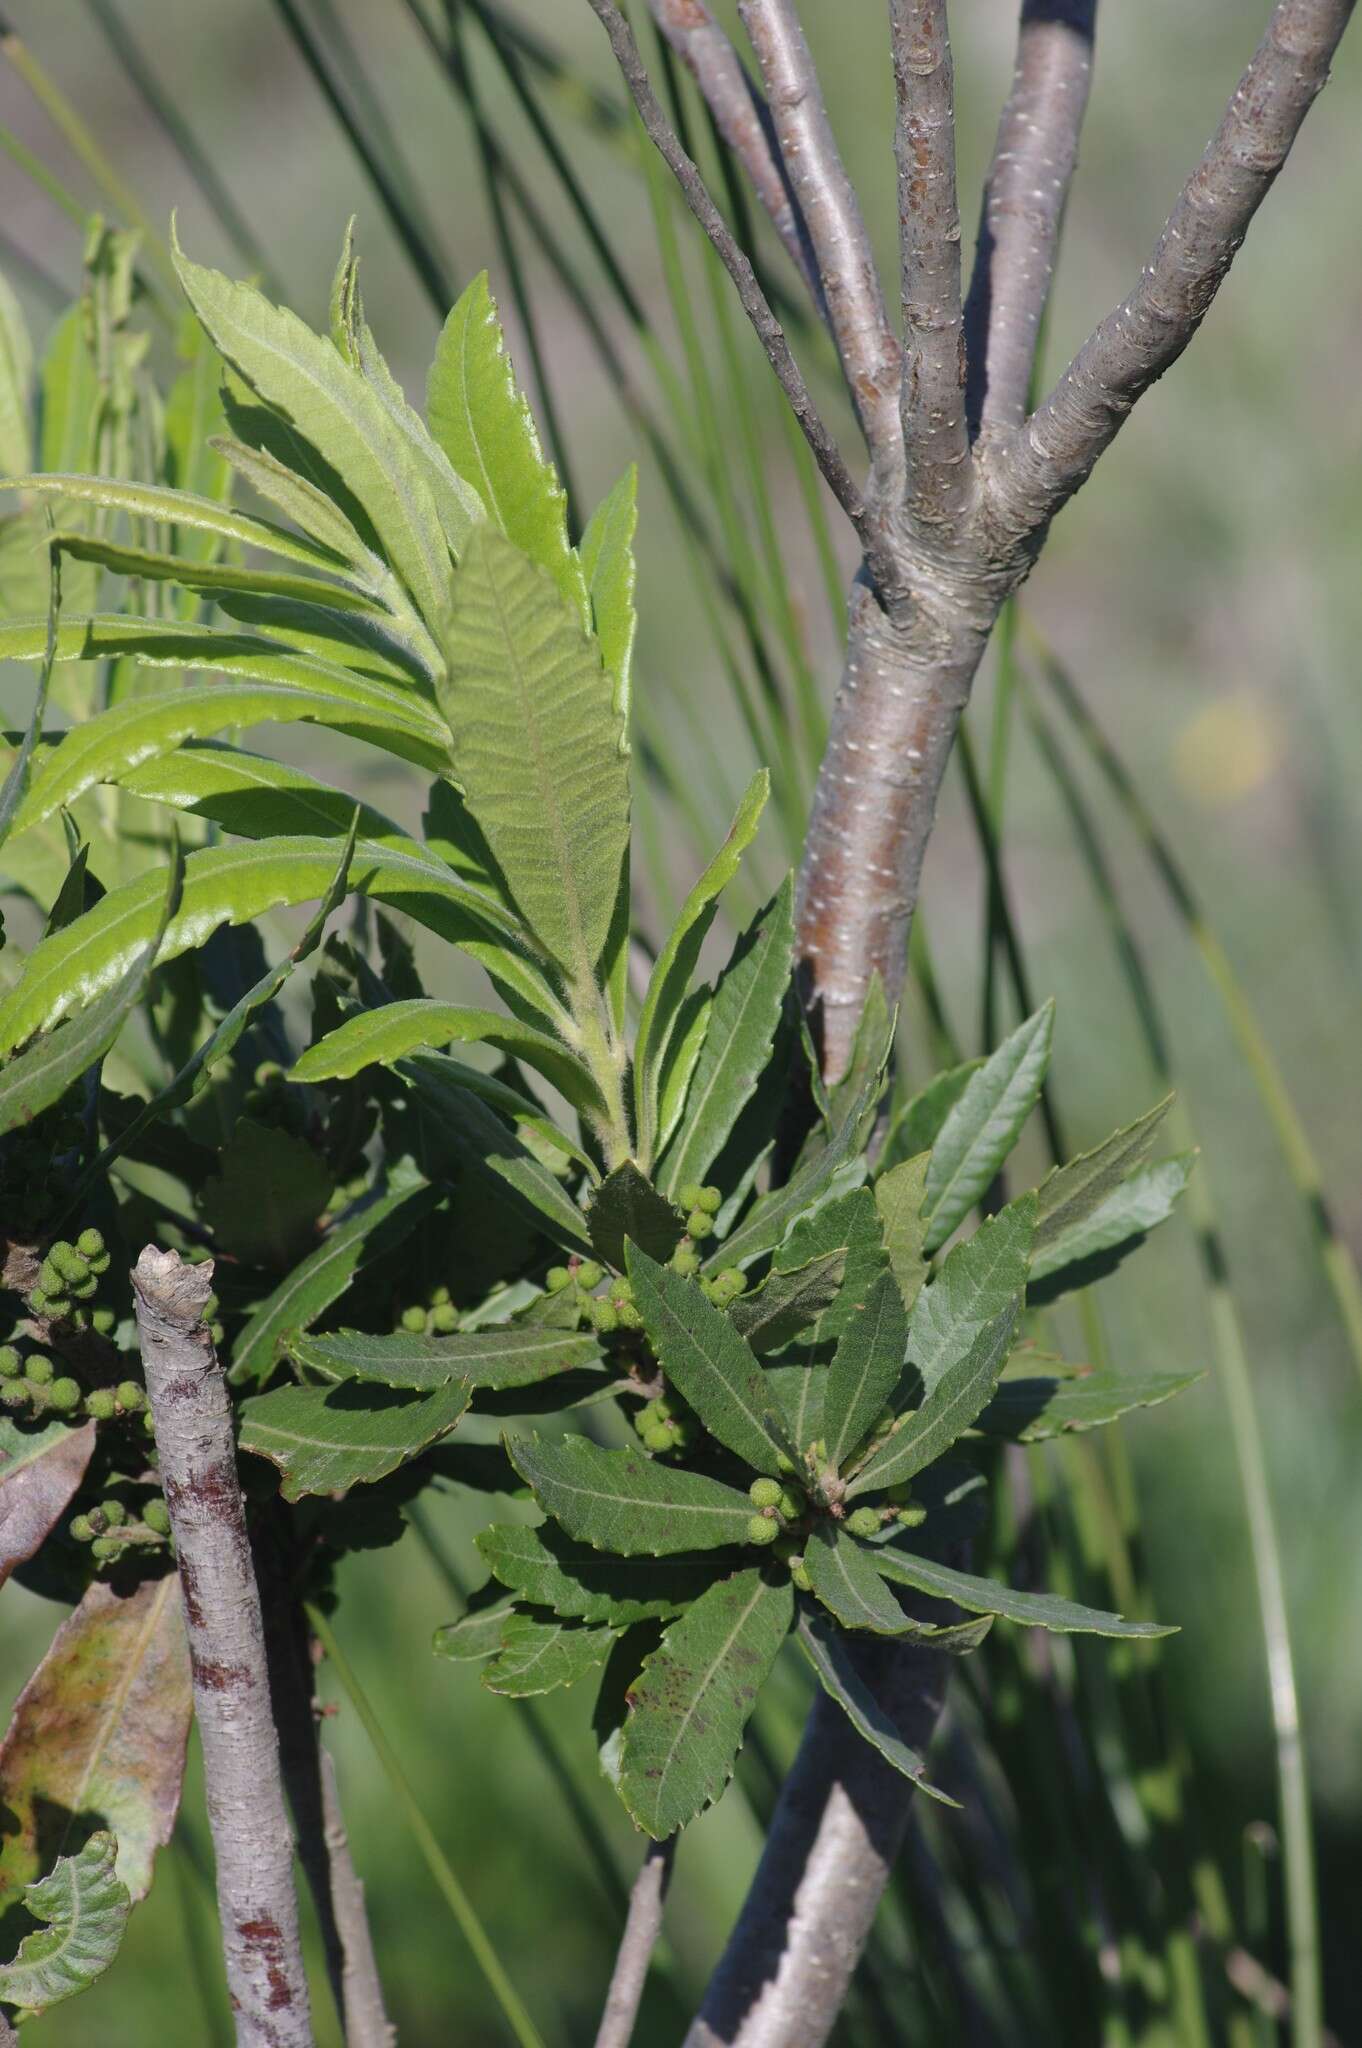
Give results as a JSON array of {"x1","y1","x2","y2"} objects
[{"x1": 304, "y1": 1602, "x2": 547, "y2": 2048}]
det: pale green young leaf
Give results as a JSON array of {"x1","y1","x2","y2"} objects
[
  {"x1": 442, "y1": 525, "x2": 629, "y2": 990},
  {"x1": 229, "y1": 1181, "x2": 437, "y2": 1386},
  {"x1": 658, "y1": 877, "x2": 794, "y2": 1200},
  {"x1": 39, "y1": 307, "x2": 98, "y2": 475},
  {"x1": 292, "y1": 996, "x2": 603, "y2": 1119},
  {"x1": 210, "y1": 434, "x2": 388, "y2": 583},
  {"x1": 476, "y1": 1523, "x2": 715, "y2": 1626},
  {"x1": 880, "y1": 1058, "x2": 984, "y2": 1173},
  {"x1": 875, "y1": 1151, "x2": 930, "y2": 1311},
  {"x1": 871, "y1": 1545, "x2": 1176, "y2": 1638},
  {"x1": 52, "y1": 528, "x2": 382, "y2": 615},
  {"x1": 1034, "y1": 1095, "x2": 1174, "y2": 1251},
  {"x1": 923, "y1": 1002, "x2": 1055, "y2": 1250},
  {"x1": 823, "y1": 1268, "x2": 911, "y2": 1471},
  {"x1": 797, "y1": 1612, "x2": 960, "y2": 1800},
  {"x1": 0, "y1": 1831, "x2": 130, "y2": 2012},
  {"x1": 433, "y1": 1597, "x2": 517, "y2": 1662},
  {"x1": 330, "y1": 218, "x2": 362, "y2": 363},
  {"x1": 289, "y1": 1325, "x2": 602, "y2": 1392},
  {"x1": 5, "y1": 471, "x2": 362, "y2": 578},
  {"x1": 618, "y1": 1567, "x2": 794, "y2": 1838},
  {"x1": 729, "y1": 1249, "x2": 846, "y2": 1357},
  {"x1": 845, "y1": 1299, "x2": 1021, "y2": 1498},
  {"x1": 804, "y1": 1524, "x2": 919, "y2": 1635},
  {"x1": 651, "y1": 987, "x2": 710, "y2": 1163},
  {"x1": 482, "y1": 1614, "x2": 617, "y2": 1698},
  {"x1": 0, "y1": 269, "x2": 34, "y2": 477},
  {"x1": 976, "y1": 1366, "x2": 1203, "y2": 1442},
  {"x1": 1029, "y1": 1156, "x2": 1195, "y2": 1296},
  {"x1": 906, "y1": 1194, "x2": 1038, "y2": 1396},
  {"x1": 634, "y1": 770, "x2": 769, "y2": 1163},
  {"x1": 173, "y1": 231, "x2": 455, "y2": 631},
  {"x1": 627, "y1": 1248, "x2": 795, "y2": 1477},
  {"x1": 427, "y1": 272, "x2": 585, "y2": 616},
  {"x1": 580, "y1": 465, "x2": 637, "y2": 727},
  {"x1": 507, "y1": 1435, "x2": 755, "y2": 1556},
  {"x1": 164, "y1": 319, "x2": 231, "y2": 567},
  {"x1": 356, "y1": 317, "x2": 483, "y2": 562},
  {"x1": 0, "y1": 551, "x2": 58, "y2": 852},
  {"x1": 239, "y1": 1379, "x2": 470, "y2": 1500}
]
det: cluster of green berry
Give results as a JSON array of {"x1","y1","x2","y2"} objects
[
  {"x1": 69, "y1": 1492, "x2": 172, "y2": 1568},
  {"x1": 0, "y1": 1344, "x2": 83, "y2": 1416},
  {"x1": 545, "y1": 1260, "x2": 643, "y2": 1335},
  {"x1": 631, "y1": 1389, "x2": 699, "y2": 1457},
  {"x1": 746, "y1": 1478, "x2": 817, "y2": 1588},
  {"x1": 676, "y1": 1183, "x2": 722, "y2": 1240},
  {"x1": 398, "y1": 1283, "x2": 459, "y2": 1335},
  {"x1": 28, "y1": 1229, "x2": 114, "y2": 1333}
]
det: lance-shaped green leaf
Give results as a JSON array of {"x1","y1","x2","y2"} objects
[
  {"x1": 1029, "y1": 1156, "x2": 1195, "y2": 1299},
  {"x1": 229, "y1": 1180, "x2": 437, "y2": 1385},
  {"x1": 2, "y1": 471, "x2": 362, "y2": 578},
  {"x1": 774, "y1": 1186, "x2": 887, "y2": 1344},
  {"x1": 626, "y1": 1249, "x2": 795, "y2": 1477},
  {"x1": 587, "y1": 1162, "x2": 684, "y2": 1270},
  {"x1": 0, "y1": 1830, "x2": 130, "y2": 2011},
  {"x1": 923, "y1": 1002, "x2": 1054, "y2": 1250},
  {"x1": 871, "y1": 1546, "x2": 1177, "y2": 1638},
  {"x1": 580, "y1": 465, "x2": 637, "y2": 725},
  {"x1": 0, "y1": 1576, "x2": 191, "y2": 1909},
  {"x1": 0, "y1": 269, "x2": 32, "y2": 476},
  {"x1": 797, "y1": 1611, "x2": 960, "y2": 1801},
  {"x1": 823, "y1": 1268, "x2": 910, "y2": 1471},
  {"x1": 442, "y1": 525, "x2": 628, "y2": 990},
  {"x1": 824, "y1": 972, "x2": 893, "y2": 1146},
  {"x1": 293, "y1": 996, "x2": 603, "y2": 1120},
  {"x1": 846, "y1": 1299, "x2": 1021, "y2": 1499},
  {"x1": 210, "y1": 431, "x2": 385, "y2": 583},
  {"x1": 508, "y1": 1435, "x2": 754, "y2": 1556},
  {"x1": 476, "y1": 1522, "x2": 716, "y2": 1625},
  {"x1": 618, "y1": 1566, "x2": 794, "y2": 1838},
  {"x1": 658, "y1": 876, "x2": 794, "y2": 1199},
  {"x1": 633, "y1": 771, "x2": 769, "y2": 1161},
  {"x1": 729, "y1": 1250, "x2": 846, "y2": 1357},
  {"x1": 875, "y1": 1152, "x2": 930, "y2": 1310},
  {"x1": 52, "y1": 527, "x2": 385, "y2": 614},
  {"x1": 173, "y1": 231, "x2": 455, "y2": 631},
  {"x1": 482, "y1": 1614, "x2": 618, "y2": 1698},
  {"x1": 432, "y1": 1596, "x2": 517, "y2": 1662},
  {"x1": 239, "y1": 1379, "x2": 470, "y2": 1500},
  {"x1": 1033, "y1": 1095, "x2": 1173, "y2": 1253},
  {"x1": 0, "y1": 838, "x2": 183, "y2": 1136},
  {"x1": 0, "y1": 550, "x2": 58, "y2": 853},
  {"x1": 354, "y1": 311, "x2": 484, "y2": 562},
  {"x1": 711, "y1": 1072, "x2": 878, "y2": 1273},
  {"x1": 399, "y1": 1057, "x2": 593, "y2": 1256},
  {"x1": 764, "y1": 1363, "x2": 827, "y2": 1449},
  {"x1": 427, "y1": 272, "x2": 584, "y2": 616},
  {"x1": 881, "y1": 1057, "x2": 984, "y2": 1173},
  {"x1": 804, "y1": 1523, "x2": 918, "y2": 1635},
  {"x1": 0, "y1": 1416, "x2": 95, "y2": 1593},
  {"x1": 0, "y1": 835, "x2": 529, "y2": 1060},
  {"x1": 905, "y1": 1195, "x2": 1037, "y2": 1398},
  {"x1": 117, "y1": 742, "x2": 410, "y2": 849},
  {"x1": 976, "y1": 1367, "x2": 1203, "y2": 1442},
  {"x1": 289, "y1": 1325, "x2": 602, "y2": 1392}
]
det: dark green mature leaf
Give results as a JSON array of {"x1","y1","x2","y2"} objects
[
  {"x1": 173, "y1": 231, "x2": 455, "y2": 631},
  {"x1": 906, "y1": 1195, "x2": 1037, "y2": 1396},
  {"x1": 1033, "y1": 1096, "x2": 1173, "y2": 1252},
  {"x1": 587, "y1": 1163, "x2": 684, "y2": 1270},
  {"x1": 823, "y1": 971, "x2": 893, "y2": 1146},
  {"x1": 881, "y1": 1058, "x2": 983, "y2": 1173},
  {"x1": 476, "y1": 1522, "x2": 716, "y2": 1625},
  {"x1": 239, "y1": 1380, "x2": 470, "y2": 1500},
  {"x1": 871, "y1": 1546, "x2": 1176, "y2": 1637},
  {"x1": 507, "y1": 1435, "x2": 754, "y2": 1555},
  {"x1": 482, "y1": 1614, "x2": 617, "y2": 1697},
  {"x1": 658, "y1": 876, "x2": 795, "y2": 1199},
  {"x1": 627, "y1": 1249, "x2": 794, "y2": 1476},
  {"x1": 729, "y1": 1250, "x2": 846, "y2": 1356},
  {"x1": 875, "y1": 1152, "x2": 930, "y2": 1314},
  {"x1": 764, "y1": 1363, "x2": 827, "y2": 1449},
  {"x1": 0, "y1": 1576, "x2": 191, "y2": 1909},
  {"x1": 797, "y1": 1611, "x2": 960, "y2": 1799},
  {"x1": 845, "y1": 1300, "x2": 1021, "y2": 1498},
  {"x1": 0, "y1": 1830, "x2": 130, "y2": 2011},
  {"x1": 399, "y1": 1056, "x2": 593, "y2": 1255},
  {"x1": 289, "y1": 1326, "x2": 602, "y2": 1392},
  {"x1": 923, "y1": 1003, "x2": 1054, "y2": 1250},
  {"x1": 775, "y1": 1186, "x2": 887, "y2": 1345},
  {"x1": 823, "y1": 1269, "x2": 911, "y2": 1471},
  {"x1": 0, "y1": 836, "x2": 182, "y2": 1136},
  {"x1": 293, "y1": 997, "x2": 603, "y2": 1119},
  {"x1": 0, "y1": 548, "x2": 57, "y2": 853},
  {"x1": 580, "y1": 466, "x2": 637, "y2": 724},
  {"x1": 200, "y1": 1119, "x2": 332, "y2": 1268},
  {"x1": 427, "y1": 272, "x2": 582, "y2": 614},
  {"x1": 804, "y1": 1524, "x2": 915, "y2": 1635},
  {"x1": 618, "y1": 1567, "x2": 794, "y2": 1837},
  {"x1": 432, "y1": 1596, "x2": 517, "y2": 1662},
  {"x1": 0, "y1": 1417, "x2": 95, "y2": 1593},
  {"x1": 1029, "y1": 1156, "x2": 1195, "y2": 1298},
  {"x1": 229, "y1": 1180, "x2": 437, "y2": 1385},
  {"x1": 712, "y1": 1073, "x2": 878, "y2": 1273},
  {"x1": 442, "y1": 525, "x2": 628, "y2": 991},
  {"x1": 976, "y1": 1367, "x2": 1203, "y2": 1441},
  {"x1": 633, "y1": 771, "x2": 769, "y2": 1161}
]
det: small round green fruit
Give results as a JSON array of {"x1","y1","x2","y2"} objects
[
  {"x1": 643, "y1": 1425, "x2": 674, "y2": 1454},
  {"x1": 70, "y1": 1514, "x2": 94, "y2": 1544},
  {"x1": 670, "y1": 1246, "x2": 700, "y2": 1278},
  {"x1": 846, "y1": 1507, "x2": 882, "y2": 1540},
  {"x1": 686, "y1": 1210, "x2": 715, "y2": 1241},
  {"x1": 86, "y1": 1388, "x2": 117, "y2": 1421},
  {"x1": 115, "y1": 1381, "x2": 146, "y2": 1414},
  {"x1": 749, "y1": 1477, "x2": 783, "y2": 1509},
  {"x1": 545, "y1": 1266, "x2": 571, "y2": 1294},
  {"x1": 25, "y1": 1355, "x2": 53, "y2": 1386},
  {"x1": 698, "y1": 1186, "x2": 722, "y2": 1214},
  {"x1": 144, "y1": 1499, "x2": 172, "y2": 1537},
  {"x1": 576, "y1": 1260, "x2": 604, "y2": 1291},
  {"x1": 49, "y1": 1378, "x2": 82, "y2": 1414},
  {"x1": 90, "y1": 1537, "x2": 119, "y2": 1564},
  {"x1": 0, "y1": 1345, "x2": 21, "y2": 1379},
  {"x1": 77, "y1": 1228, "x2": 104, "y2": 1258},
  {"x1": 746, "y1": 1514, "x2": 780, "y2": 1546}
]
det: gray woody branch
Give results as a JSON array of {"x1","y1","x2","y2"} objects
[
  {"x1": 963, "y1": 1, "x2": 1098, "y2": 440},
  {"x1": 594, "y1": 1836, "x2": 676, "y2": 2048},
  {"x1": 131, "y1": 1248, "x2": 312, "y2": 2048}
]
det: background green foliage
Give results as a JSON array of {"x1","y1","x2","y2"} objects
[{"x1": 0, "y1": 4, "x2": 1359, "y2": 2043}]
